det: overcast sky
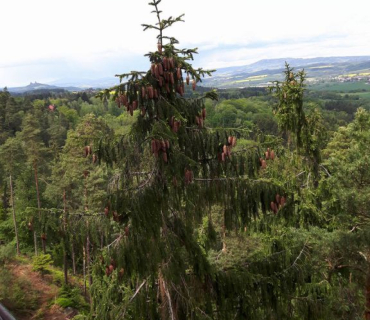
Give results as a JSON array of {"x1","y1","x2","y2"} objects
[{"x1": 1, "y1": 0, "x2": 369, "y2": 87}]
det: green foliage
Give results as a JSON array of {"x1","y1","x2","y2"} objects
[
  {"x1": 270, "y1": 64, "x2": 327, "y2": 187},
  {"x1": 270, "y1": 63, "x2": 308, "y2": 148},
  {"x1": 206, "y1": 97, "x2": 278, "y2": 134},
  {"x1": 50, "y1": 268, "x2": 65, "y2": 286},
  {"x1": 55, "y1": 297, "x2": 75, "y2": 307},
  {"x1": 0, "y1": 88, "x2": 23, "y2": 143},
  {"x1": 32, "y1": 253, "x2": 53, "y2": 274},
  {"x1": 0, "y1": 266, "x2": 12, "y2": 301},
  {"x1": 0, "y1": 242, "x2": 15, "y2": 264},
  {"x1": 56, "y1": 285, "x2": 89, "y2": 312},
  {"x1": 72, "y1": 315, "x2": 89, "y2": 320},
  {"x1": 320, "y1": 107, "x2": 370, "y2": 228}
]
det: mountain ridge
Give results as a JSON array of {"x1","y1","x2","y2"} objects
[{"x1": 4, "y1": 55, "x2": 370, "y2": 92}]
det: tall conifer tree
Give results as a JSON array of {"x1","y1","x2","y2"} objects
[{"x1": 90, "y1": 2, "x2": 296, "y2": 319}]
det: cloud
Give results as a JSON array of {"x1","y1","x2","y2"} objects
[{"x1": 1, "y1": 0, "x2": 370, "y2": 86}]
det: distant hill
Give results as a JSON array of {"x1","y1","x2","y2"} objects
[
  {"x1": 202, "y1": 56, "x2": 370, "y2": 88},
  {"x1": 7, "y1": 82, "x2": 83, "y2": 94},
  {"x1": 6, "y1": 56, "x2": 370, "y2": 92},
  {"x1": 48, "y1": 77, "x2": 118, "y2": 89}
]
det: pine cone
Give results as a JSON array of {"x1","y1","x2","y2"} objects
[
  {"x1": 261, "y1": 160, "x2": 267, "y2": 169},
  {"x1": 280, "y1": 196, "x2": 286, "y2": 207},
  {"x1": 275, "y1": 194, "x2": 281, "y2": 205},
  {"x1": 162, "y1": 152, "x2": 168, "y2": 163},
  {"x1": 270, "y1": 150, "x2": 275, "y2": 160}
]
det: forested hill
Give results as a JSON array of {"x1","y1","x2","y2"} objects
[
  {"x1": 1, "y1": 65, "x2": 370, "y2": 318},
  {"x1": 7, "y1": 82, "x2": 83, "y2": 95},
  {"x1": 5, "y1": 56, "x2": 370, "y2": 93},
  {"x1": 202, "y1": 55, "x2": 370, "y2": 88}
]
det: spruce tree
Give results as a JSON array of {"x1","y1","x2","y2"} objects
[
  {"x1": 20, "y1": 113, "x2": 49, "y2": 254},
  {"x1": 45, "y1": 113, "x2": 113, "y2": 285},
  {"x1": 89, "y1": 2, "x2": 298, "y2": 319},
  {"x1": 0, "y1": 136, "x2": 24, "y2": 255}
]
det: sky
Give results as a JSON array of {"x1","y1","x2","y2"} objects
[{"x1": 1, "y1": 0, "x2": 369, "y2": 87}]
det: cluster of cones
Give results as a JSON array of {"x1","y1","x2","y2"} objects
[
  {"x1": 184, "y1": 169, "x2": 194, "y2": 185},
  {"x1": 84, "y1": 145, "x2": 97, "y2": 164},
  {"x1": 103, "y1": 258, "x2": 124, "y2": 278},
  {"x1": 169, "y1": 116, "x2": 181, "y2": 133},
  {"x1": 195, "y1": 108, "x2": 207, "y2": 128},
  {"x1": 115, "y1": 43, "x2": 198, "y2": 116},
  {"x1": 259, "y1": 148, "x2": 275, "y2": 169},
  {"x1": 103, "y1": 202, "x2": 128, "y2": 224},
  {"x1": 115, "y1": 94, "x2": 139, "y2": 116},
  {"x1": 151, "y1": 139, "x2": 170, "y2": 163},
  {"x1": 153, "y1": 43, "x2": 196, "y2": 93},
  {"x1": 27, "y1": 221, "x2": 47, "y2": 242},
  {"x1": 218, "y1": 136, "x2": 237, "y2": 162},
  {"x1": 270, "y1": 194, "x2": 286, "y2": 214},
  {"x1": 104, "y1": 207, "x2": 121, "y2": 222}
]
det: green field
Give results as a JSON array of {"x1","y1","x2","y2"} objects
[
  {"x1": 309, "y1": 81, "x2": 370, "y2": 92},
  {"x1": 340, "y1": 91, "x2": 370, "y2": 99}
]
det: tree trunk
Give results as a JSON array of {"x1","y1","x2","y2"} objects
[
  {"x1": 2, "y1": 182, "x2": 8, "y2": 210},
  {"x1": 84, "y1": 173, "x2": 92, "y2": 287},
  {"x1": 41, "y1": 236, "x2": 46, "y2": 253},
  {"x1": 83, "y1": 244, "x2": 87, "y2": 295},
  {"x1": 9, "y1": 174, "x2": 20, "y2": 255},
  {"x1": 87, "y1": 222, "x2": 92, "y2": 287},
  {"x1": 365, "y1": 261, "x2": 370, "y2": 320},
  {"x1": 34, "y1": 163, "x2": 41, "y2": 218},
  {"x1": 63, "y1": 189, "x2": 68, "y2": 285},
  {"x1": 222, "y1": 211, "x2": 226, "y2": 253},
  {"x1": 34, "y1": 163, "x2": 45, "y2": 253},
  {"x1": 34, "y1": 231, "x2": 38, "y2": 256},
  {"x1": 71, "y1": 241, "x2": 76, "y2": 275}
]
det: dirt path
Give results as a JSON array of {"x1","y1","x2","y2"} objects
[{"x1": 6, "y1": 263, "x2": 73, "y2": 320}]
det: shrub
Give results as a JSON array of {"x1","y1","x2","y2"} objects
[
  {"x1": 72, "y1": 315, "x2": 88, "y2": 320},
  {"x1": 55, "y1": 297, "x2": 74, "y2": 308},
  {"x1": 32, "y1": 254, "x2": 53, "y2": 275},
  {"x1": 49, "y1": 268, "x2": 64, "y2": 286},
  {"x1": 0, "y1": 242, "x2": 15, "y2": 265},
  {"x1": 57, "y1": 285, "x2": 89, "y2": 312}
]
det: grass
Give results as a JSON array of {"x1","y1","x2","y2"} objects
[
  {"x1": 234, "y1": 75, "x2": 267, "y2": 83},
  {"x1": 340, "y1": 92, "x2": 370, "y2": 99},
  {"x1": 309, "y1": 81, "x2": 370, "y2": 92},
  {"x1": 307, "y1": 65, "x2": 333, "y2": 69}
]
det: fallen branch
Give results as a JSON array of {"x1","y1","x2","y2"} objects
[
  {"x1": 130, "y1": 280, "x2": 147, "y2": 302},
  {"x1": 106, "y1": 235, "x2": 123, "y2": 250}
]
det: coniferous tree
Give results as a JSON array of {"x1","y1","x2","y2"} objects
[
  {"x1": 0, "y1": 136, "x2": 24, "y2": 255},
  {"x1": 89, "y1": 2, "x2": 296, "y2": 319},
  {"x1": 20, "y1": 113, "x2": 49, "y2": 254},
  {"x1": 46, "y1": 113, "x2": 113, "y2": 285},
  {"x1": 0, "y1": 88, "x2": 22, "y2": 143}
]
